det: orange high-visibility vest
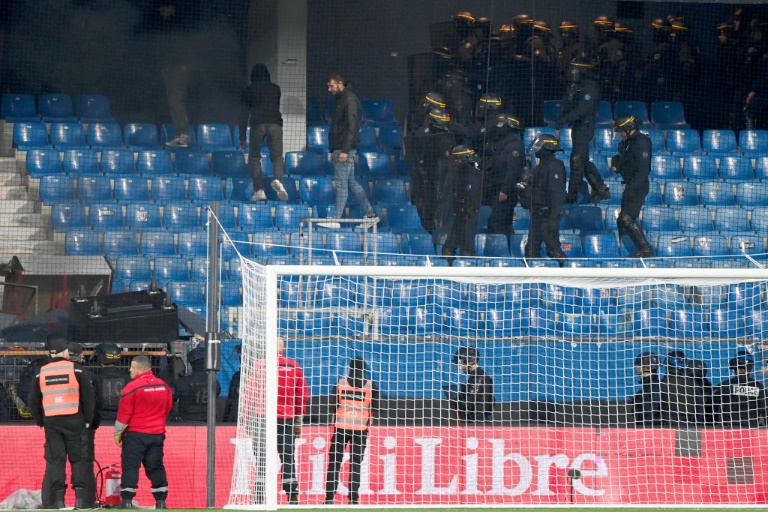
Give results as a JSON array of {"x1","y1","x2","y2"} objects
[
  {"x1": 39, "y1": 360, "x2": 80, "y2": 416},
  {"x1": 335, "y1": 378, "x2": 372, "y2": 431}
]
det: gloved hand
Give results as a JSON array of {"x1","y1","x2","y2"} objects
[
  {"x1": 294, "y1": 417, "x2": 302, "y2": 437},
  {"x1": 611, "y1": 155, "x2": 622, "y2": 172},
  {"x1": 536, "y1": 206, "x2": 550, "y2": 217},
  {"x1": 554, "y1": 119, "x2": 565, "y2": 130},
  {"x1": 114, "y1": 433, "x2": 123, "y2": 448}
]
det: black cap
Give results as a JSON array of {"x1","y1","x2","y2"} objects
[
  {"x1": 634, "y1": 352, "x2": 660, "y2": 369},
  {"x1": 47, "y1": 335, "x2": 68, "y2": 354},
  {"x1": 67, "y1": 342, "x2": 83, "y2": 356},
  {"x1": 453, "y1": 346, "x2": 479, "y2": 364}
]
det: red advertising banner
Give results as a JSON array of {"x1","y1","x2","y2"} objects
[{"x1": 1, "y1": 426, "x2": 766, "y2": 507}]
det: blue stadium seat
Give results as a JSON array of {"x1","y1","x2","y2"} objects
[
  {"x1": 88, "y1": 202, "x2": 123, "y2": 230},
  {"x1": 197, "y1": 123, "x2": 234, "y2": 150},
  {"x1": 307, "y1": 124, "x2": 329, "y2": 153},
  {"x1": 475, "y1": 233, "x2": 510, "y2": 257},
  {"x1": 651, "y1": 101, "x2": 690, "y2": 130},
  {"x1": 123, "y1": 123, "x2": 160, "y2": 150},
  {"x1": 38, "y1": 94, "x2": 76, "y2": 122},
  {"x1": 523, "y1": 127, "x2": 556, "y2": 147},
  {"x1": 677, "y1": 205, "x2": 712, "y2": 233},
  {"x1": 634, "y1": 307, "x2": 670, "y2": 338},
  {"x1": 163, "y1": 202, "x2": 199, "y2": 228},
  {"x1": 1, "y1": 93, "x2": 37, "y2": 121},
  {"x1": 51, "y1": 202, "x2": 87, "y2": 231},
  {"x1": 265, "y1": 176, "x2": 299, "y2": 202},
  {"x1": 594, "y1": 101, "x2": 613, "y2": 127},
  {"x1": 656, "y1": 233, "x2": 692, "y2": 257},
  {"x1": 152, "y1": 176, "x2": 187, "y2": 202},
  {"x1": 374, "y1": 178, "x2": 407, "y2": 204},
  {"x1": 558, "y1": 232, "x2": 583, "y2": 258},
  {"x1": 583, "y1": 233, "x2": 620, "y2": 258},
  {"x1": 174, "y1": 151, "x2": 210, "y2": 175},
  {"x1": 358, "y1": 151, "x2": 393, "y2": 177},
  {"x1": 702, "y1": 129, "x2": 739, "y2": 154},
  {"x1": 224, "y1": 177, "x2": 253, "y2": 202},
  {"x1": 63, "y1": 149, "x2": 99, "y2": 175},
  {"x1": 13, "y1": 122, "x2": 49, "y2": 150},
  {"x1": 594, "y1": 128, "x2": 619, "y2": 153},
  {"x1": 78, "y1": 176, "x2": 113, "y2": 202},
  {"x1": 220, "y1": 281, "x2": 242, "y2": 306},
  {"x1": 26, "y1": 149, "x2": 61, "y2": 177},
  {"x1": 719, "y1": 155, "x2": 754, "y2": 180},
  {"x1": 403, "y1": 232, "x2": 435, "y2": 255},
  {"x1": 103, "y1": 230, "x2": 139, "y2": 256},
  {"x1": 652, "y1": 154, "x2": 683, "y2": 179},
  {"x1": 189, "y1": 177, "x2": 224, "y2": 203},
  {"x1": 87, "y1": 123, "x2": 124, "y2": 151},
  {"x1": 251, "y1": 230, "x2": 288, "y2": 257},
  {"x1": 115, "y1": 177, "x2": 150, "y2": 202},
  {"x1": 299, "y1": 176, "x2": 334, "y2": 205},
  {"x1": 710, "y1": 309, "x2": 746, "y2": 339},
  {"x1": 663, "y1": 180, "x2": 698, "y2": 206},
  {"x1": 114, "y1": 256, "x2": 152, "y2": 282},
  {"x1": 366, "y1": 232, "x2": 399, "y2": 255},
  {"x1": 139, "y1": 231, "x2": 176, "y2": 256},
  {"x1": 739, "y1": 130, "x2": 768, "y2": 156},
  {"x1": 306, "y1": 97, "x2": 323, "y2": 125},
  {"x1": 378, "y1": 125, "x2": 403, "y2": 151},
  {"x1": 639, "y1": 127, "x2": 666, "y2": 153},
  {"x1": 714, "y1": 206, "x2": 750, "y2": 231},
  {"x1": 137, "y1": 151, "x2": 173, "y2": 176},
  {"x1": 642, "y1": 206, "x2": 677, "y2": 231},
  {"x1": 219, "y1": 230, "x2": 249, "y2": 260},
  {"x1": 736, "y1": 182, "x2": 768, "y2": 207},
  {"x1": 692, "y1": 234, "x2": 729, "y2": 257},
  {"x1": 275, "y1": 204, "x2": 311, "y2": 230},
  {"x1": 154, "y1": 256, "x2": 189, "y2": 282},
  {"x1": 387, "y1": 204, "x2": 422, "y2": 233},
  {"x1": 667, "y1": 129, "x2": 702, "y2": 155},
  {"x1": 50, "y1": 122, "x2": 86, "y2": 149},
  {"x1": 126, "y1": 203, "x2": 161, "y2": 230},
  {"x1": 568, "y1": 205, "x2": 603, "y2": 232},
  {"x1": 699, "y1": 181, "x2": 735, "y2": 206},
  {"x1": 178, "y1": 230, "x2": 208, "y2": 257},
  {"x1": 327, "y1": 232, "x2": 362, "y2": 253},
  {"x1": 65, "y1": 230, "x2": 100, "y2": 255},
  {"x1": 730, "y1": 233, "x2": 765, "y2": 258},
  {"x1": 683, "y1": 154, "x2": 717, "y2": 180},
  {"x1": 215, "y1": 201, "x2": 238, "y2": 229},
  {"x1": 359, "y1": 125, "x2": 377, "y2": 151},
  {"x1": 728, "y1": 282, "x2": 764, "y2": 309},
  {"x1": 76, "y1": 94, "x2": 114, "y2": 123},
  {"x1": 167, "y1": 281, "x2": 205, "y2": 307},
  {"x1": 361, "y1": 98, "x2": 395, "y2": 123},
  {"x1": 285, "y1": 151, "x2": 321, "y2": 176},
  {"x1": 39, "y1": 175, "x2": 75, "y2": 203},
  {"x1": 101, "y1": 150, "x2": 136, "y2": 176},
  {"x1": 210, "y1": 150, "x2": 247, "y2": 177},
  {"x1": 238, "y1": 203, "x2": 273, "y2": 229},
  {"x1": 614, "y1": 101, "x2": 650, "y2": 125},
  {"x1": 542, "y1": 100, "x2": 561, "y2": 127}
]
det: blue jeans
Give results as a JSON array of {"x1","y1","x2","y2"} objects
[{"x1": 331, "y1": 149, "x2": 372, "y2": 218}]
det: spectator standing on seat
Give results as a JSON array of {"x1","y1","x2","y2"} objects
[
  {"x1": 628, "y1": 352, "x2": 662, "y2": 427},
  {"x1": 517, "y1": 134, "x2": 568, "y2": 266},
  {"x1": 324, "y1": 357, "x2": 379, "y2": 505},
  {"x1": 555, "y1": 57, "x2": 611, "y2": 204},
  {"x1": 239, "y1": 63, "x2": 289, "y2": 202},
  {"x1": 172, "y1": 345, "x2": 220, "y2": 421},
  {"x1": 114, "y1": 355, "x2": 173, "y2": 509},
  {"x1": 445, "y1": 347, "x2": 494, "y2": 423},
  {"x1": 28, "y1": 336, "x2": 95, "y2": 510},
  {"x1": 659, "y1": 350, "x2": 707, "y2": 428},
  {"x1": 611, "y1": 114, "x2": 654, "y2": 258},
  {"x1": 317, "y1": 73, "x2": 377, "y2": 229},
  {"x1": 714, "y1": 351, "x2": 766, "y2": 428},
  {"x1": 244, "y1": 337, "x2": 308, "y2": 505}
]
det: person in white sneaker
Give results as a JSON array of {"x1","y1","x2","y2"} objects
[{"x1": 239, "y1": 64, "x2": 288, "y2": 201}]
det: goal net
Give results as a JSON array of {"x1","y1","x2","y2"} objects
[{"x1": 227, "y1": 259, "x2": 768, "y2": 508}]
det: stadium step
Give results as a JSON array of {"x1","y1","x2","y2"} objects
[
  {"x1": 0, "y1": 171, "x2": 23, "y2": 186},
  {"x1": 3, "y1": 199, "x2": 36, "y2": 214},
  {"x1": 0, "y1": 225, "x2": 50, "y2": 240},
  {"x1": 0, "y1": 185, "x2": 28, "y2": 200}
]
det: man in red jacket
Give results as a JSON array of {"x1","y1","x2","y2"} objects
[
  {"x1": 114, "y1": 355, "x2": 173, "y2": 509},
  {"x1": 244, "y1": 337, "x2": 308, "y2": 505}
]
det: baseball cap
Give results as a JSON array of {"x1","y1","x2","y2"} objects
[
  {"x1": 47, "y1": 336, "x2": 69, "y2": 354},
  {"x1": 67, "y1": 342, "x2": 83, "y2": 356}
]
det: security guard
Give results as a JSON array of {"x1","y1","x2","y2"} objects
[
  {"x1": 518, "y1": 134, "x2": 568, "y2": 266},
  {"x1": 449, "y1": 347, "x2": 494, "y2": 423},
  {"x1": 324, "y1": 358, "x2": 379, "y2": 505},
  {"x1": 714, "y1": 352, "x2": 766, "y2": 428},
  {"x1": 92, "y1": 343, "x2": 130, "y2": 421},
  {"x1": 172, "y1": 345, "x2": 220, "y2": 422},
  {"x1": 29, "y1": 336, "x2": 95, "y2": 510},
  {"x1": 555, "y1": 57, "x2": 611, "y2": 204},
  {"x1": 629, "y1": 352, "x2": 662, "y2": 427},
  {"x1": 611, "y1": 114, "x2": 654, "y2": 258}
]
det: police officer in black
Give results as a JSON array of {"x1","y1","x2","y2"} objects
[
  {"x1": 590, "y1": 16, "x2": 627, "y2": 105},
  {"x1": 659, "y1": 350, "x2": 707, "y2": 428},
  {"x1": 435, "y1": 145, "x2": 483, "y2": 264},
  {"x1": 484, "y1": 112, "x2": 527, "y2": 241},
  {"x1": 93, "y1": 343, "x2": 130, "y2": 421},
  {"x1": 628, "y1": 352, "x2": 662, "y2": 427},
  {"x1": 555, "y1": 58, "x2": 611, "y2": 204},
  {"x1": 557, "y1": 21, "x2": 587, "y2": 87},
  {"x1": 611, "y1": 115, "x2": 654, "y2": 258},
  {"x1": 714, "y1": 351, "x2": 766, "y2": 428},
  {"x1": 68, "y1": 342, "x2": 100, "y2": 509},
  {"x1": 446, "y1": 347, "x2": 494, "y2": 423},
  {"x1": 642, "y1": 18, "x2": 676, "y2": 103},
  {"x1": 518, "y1": 134, "x2": 568, "y2": 266},
  {"x1": 172, "y1": 345, "x2": 220, "y2": 422}
]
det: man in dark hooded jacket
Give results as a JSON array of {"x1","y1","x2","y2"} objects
[
  {"x1": 239, "y1": 63, "x2": 289, "y2": 202},
  {"x1": 325, "y1": 358, "x2": 379, "y2": 505}
]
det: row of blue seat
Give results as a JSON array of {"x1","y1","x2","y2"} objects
[
  {"x1": 2, "y1": 93, "x2": 114, "y2": 123},
  {"x1": 542, "y1": 100, "x2": 691, "y2": 131},
  {"x1": 307, "y1": 97, "x2": 397, "y2": 125}
]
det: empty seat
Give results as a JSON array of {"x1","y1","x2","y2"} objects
[
  {"x1": 167, "y1": 281, "x2": 204, "y2": 306},
  {"x1": 736, "y1": 182, "x2": 768, "y2": 206},
  {"x1": 163, "y1": 202, "x2": 198, "y2": 228},
  {"x1": 702, "y1": 129, "x2": 739, "y2": 154},
  {"x1": 238, "y1": 203, "x2": 273, "y2": 229},
  {"x1": 359, "y1": 125, "x2": 377, "y2": 151},
  {"x1": 63, "y1": 149, "x2": 100, "y2": 175},
  {"x1": 98, "y1": 150, "x2": 135, "y2": 176},
  {"x1": 374, "y1": 178, "x2": 408, "y2": 204},
  {"x1": 655, "y1": 233, "x2": 691, "y2": 257},
  {"x1": 151, "y1": 176, "x2": 187, "y2": 202},
  {"x1": 327, "y1": 232, "x2": 362, "y2": 253},
  {"x1": 403, "y1": 232, "x2": 435, "y2": 255},
  {"x1": 103, "y1": 230, "x2": 139, "y2": 256},
  {"x1": 136, "y1": 151, "x2": 172, "y2": 176},
  {"x1": 700, "y1": 181, "x2": 735, "y2": 206},
  {"x1": 114, "y1": 256, "x2": 152, "y2": 282},
  {"x1": 38, "y1": 94, "x2": 77, "y2": 122},
  {"x1": 714, "y1": 206, "x2": 750, "y2": 231},
  {"x1": 719, "y1": 155, "x2": 754, "y2": 180},
  {"x1": 285, "y1": 151, "x2": 321, "y2": 176},
  {"x1": 139, "y1": 230, "x2": 176, "y2": 256},
  {"x1": 594, "y1": 128, "x2": 620, "y2": 153},
  {"x1": 26, "y1": 149, "x2": 61, "y2": 177},
  {"x1": 651, "y1": 101, "x2": 690, "y2": 130},
  {"x1": 174, "y1": 151, "x2": 210, "y2": 175},
  {"x1": 76, "y1": 94, "x2": 114, "y2": 123},
  {"x1": 667, "y1": 129, "x2": 702, "y2": 154},
  {"x1": 663, "y1": 180, "x2": 698, "y2": 206},
  {"x1": 378, "y1": 124, "x2": 404, "y2": 151},
  {"x1": 739, "y1": 130, "x2": 768, "y2": 156},
  {"x1": 683, "y1": 155, "x2": 717, "y2": 180},
  {"x1": 275, "y1": 204, "x2": 311, "y2": 230},
  {"x1": 677, "y1": 205, "x2": 712, "y2": 233},
  {"x1": 358, "y1": 151, "x2": 393, "y2": 177},
  {"x1": 559, "y1": 232, "x2": 584, "y2": 258},
  {"x1": 692, "y1": 234, "x2": 729, "y2": 257},
  {"x1": 87, "y1": 123, "x2": 123, "y2": 149},
  {"x1": 306, "y1": 124, "x2": 329, "y2": 153},
  {"x1": 640, "y1": 127, "x2": 666, "y2": 153},
  {"x1": 731, "y1": 233, "x2": 765, "y2": 257},
  {"x1": 361, "y1": 98, "x2": 395, "y2": 123},
  {"x1": 126, "y1": 203, "x2": 161, "y2": 230},
  {"x1": 211, "y1": 150, "x2": 247, "y2": 177},
  {"x1": 65, "y1": 230, "x2": 100, "y2": 255},
  {"x1": 40, "y1": 175, "x2": 75, "y2": 203},
  {"x1": 475, "y1": 233, "x2": 510, "y2": 257},
  {"x1": 78, "y1": 176, "x2": 113, "y2": 202},
  {"x1": 50, "y1": 122, "x2": 86, "y2": 149},
  {"x1": 387, "y1": 204, "x2": 422, "y2": 233},
  {"x1": 189, "y1": 177, "x2": 224, "y2": 203},
  {"x1": 178, "y1": 230, "x2": 208, "y2": 256},
  {"x1": 115, "y1": 177, "x2": 151, "y2": 202},
  {"x1": 89, "y1": 202, "x2": 123, "y2": 230},
  {"x1": 642, "y1": 206, "x2": 677, "y2": 231},
  {"x1": 251, "y1": 230, "x2": 288, "y2": 257},
  {"x1": 568, "y1": 205, "x2": 604, "y2": 232},
  {"x1": 542, "y1": 100, "x2": 562, "y2": 127},
  {"x1": 614, "y1": 101, "x2": 650, "y2": 124},
  {"x1": 583, "y1": 233, "x2": 620, "y2": 258},
  {"x1": 365, "y1": 232, "x2": 400, "y2": 255},
  {"x1": 299, "y1": 177, "x2": 334, "y2": 205},
  {"x1": 153, "y1": 257, "x2": 188, "y2": 283},
  {"x1": 197, "y1": 123, "x2": 234, "y2": 150},
  {"x1": 594, "y1": 101, "x2": 613, "y2": 127},
  {"x1": 123, "y1": 123, "x2": 160, "y2": 150},
  {"x1": 51, "y1": 202, "x2": 87, "y2": 231},
  {"x1": 1, "y1": 93, "x2": 37, "y2": 121},
  {"x1": 652, "y1": 154, "x2": 683, "y2": 179},
  {"x1": 13, "y1": 122, "x2": 49, "y2": 150}
]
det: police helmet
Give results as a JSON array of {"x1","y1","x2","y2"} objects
[
  {"x1": 593, "y1": 15, "x2": 615, "y2": 32},
  {"x1": 671, "y1": 20, "x2": 689, "y2": 32},
  {"x1": 666, "y1": 350, "x2": 688, "y2": 369},
  {"x1": 717, "y1": 21, "x2": 734, "y2": 34},
  {"x1": 188, "y1": 346, "x2": 206, "y2": 364},
  {"x1": 614, "y1": 114, "x2": 639, "y2": 133},
  {"x1": 451, "y1": 144, "x2": 478, "y2": 163},
  {"x1": 690, "y1": 359, "x2": 708, "y2": 377},
  {"x1": 533, "y1": 20, "x2": 551, "y2": 34},
  {"x1": 428, "y1": 107, "x2": 451, "y2": 127},
  {"x1": 425, "y1": 92, "x2": 446, "y2": 109},
  {"x1": 568, "y1": 56, "x2": 593, "y2": 82},
  {"x1": 453, "y1": 346, "x2": 479, "y2": 365},
  {"x1": 634, "y1": 352, "x2": 661, "y2": 371},
  {"x1": 478, "y1": 93, "x2": 502, "y2": 111},
  {"x1": 499, "y1": 24, "x2": 513, "y2": 35},
  {"x1": 527, "y1": 134, "x2": 563, "y2": 153},
  {"x1": 94, "y1": 342, "x2": 122, "y2": 365},
  {"x1": 512, "y1": 14, "x2": 534, "y2": 29},
  {"x1": 432, "y1": 46, "x2": 453, "y2": 60},
  {"x1": 652, "y1": 18, "x2": 672, "y2": 32},
  {"x1": 559, "y1": 21, "x2": 580, "y2": 38},
  {"x1": 730, "y1": 352, "x2": 755, "y2": 373},
  {"x1": 495, "y1": 113, "x2": 523, "y2": 131},
  {"x1": 454, "y1": 11, "x2": 476, "y2": 24},
  {"x1": 614, "y1": 22, "x2": 634, "y2": 36}
]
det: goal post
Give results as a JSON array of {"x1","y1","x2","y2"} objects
[{"x1": 227, "y1": 259, "x2": 768, "y2": 508}]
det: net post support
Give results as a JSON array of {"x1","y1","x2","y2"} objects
[{"x1": 205, "y1": 202, "x2": 221, "y2": 509}]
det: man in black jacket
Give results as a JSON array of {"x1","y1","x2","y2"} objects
[
  {"x1": 714, "y1": 351, "x2": 766, "y2": 428},
  {"x1": 317, "y1": 73, "x2": 376, "y2": 229},
  {"x1": 239, "y1": 63, "x2": 289, "y2": 202},
  {"x1": 172, "y1": 345, "x2": 220, "y2": 422},
  {"x1": 629, "y1": 352, "x2": 662, "y2": 427},
  {"x1": 445, "y1": 347, "x2": 494, "y2": 423},
  {"x1": 659, "y1": 350, "x2": 707, "y2": 428}
]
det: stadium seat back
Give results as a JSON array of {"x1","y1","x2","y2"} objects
[
  {"x1": 285, "y1": 151, "x2": 322, "y2": 176},
  {"x1": 197, "y1": 123, "x2": 234, "y2": 150},
  {"x1": 123, "y1": 123, "x2": 160, "y2": 149},
  {"x1": 2, "y1": 93, "x2": 37, "y2": 121},
  {"x1": 614, "y1": 101, "x2": 650, "y2": 124},
  {"x1": 699, "y1": 180, "x2": 735, "y2": 206},
  {"x1": 667, "y1": 129, "x2": 702, "y2": 154},
  {"x1": 211, "y1": 150, "x2": 247, "y2": 177},
  {"x1": 78, "y1": 175, "x2": 113, "y2": 202},
  {"x1": 151, "y1": 176, "x2": 187, "y2": 202},
  {"x1": 663, "y1": 180, "x2": 698, "y2": 206},
  {"x1": 13, "y1": 122, "x2": 49, "y2": 150},
  {"x1": 115, "y1": 177, "x2": 151, "y2": 202},
  {"x1": 736, "y1": 182, "x2": 768, "y2": 206},
  {"x1": 101, "y1": 150, "x2": 137, "y2": 176},
  {"x1": 719, "y1": 155, "x2": 754, "y2": 180},
  {"x1": 683, "y1": 155, "x2": 717, "y2": 180},
  {"x1": 739, "y1": 129, "x2": 768, "y2": 156},
  {"x1": 652, "y1": 154, "x2": 683, "y2": 179},
  {"x1": 50, "y1": 122, "x2": 86, "y2": 148},
  {"x1": 651, "y1": 101, "x2": 690, "y2": 130},
  {"x1": 702, "y1": 129, "x2": 738, "y2": 153},
  {"x1": 76, "y1": 95, "x2": 114, "y2": 122},
  {"x1": 26, "y1": 149, "x2": 61, "y2": 177},
  {"x1": 39, "y1": 94, "x2": 76, "y2": 121},
  {"x1": 174, "y1": 151, "x2": 210, "y2": 175}
]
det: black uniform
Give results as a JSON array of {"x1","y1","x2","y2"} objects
[
  {"x1": 435, "y1": 157, "x2": 482, "y2": 259},
  {"x1": 613, "y1": 130, "x2": 652, "y2": 252},
  {"x1": 224, "y1": 369, "x2": 241, "y2": 423},
  {"x1": 456, "y1": 366, "x2": 495, "y2": 423},
  {"x1": 659, "y1": 366, "x2": 707, "y2": 427},
  {"x1": 484, "y1": 130, "x2": 527, "y2": 238},
  {"x1": 594, "y1": 36, "x2": 627, "y2": 104},
  {"x1": 405, "y1": 127, "x2": 456, "y2": 232},
  {"x1": 173, "y1": 367, "x2": 221, "y2": 422},
  {"x1": 519, "y1": 152, "x2": 567, "y2": 262},
  {"x1": 558, "y1": 41, "x2": 587, "y2": 87},
  {"x1": 714, "y1": 374, "x2": 766, "y2": 428},
  {"x1": 94, "y1": 365, "x2": 131, "y2": 421},
  {"x1": 630, "y1": 374, "x2": 662, "y2": 427}
]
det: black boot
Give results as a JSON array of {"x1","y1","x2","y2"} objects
[
  {"x1": 589, "y1": 184, "x2": 611, "y2": 203},
  {"x1": 117, "y1": 498, "x2": 133, "y2": 509},
  {"x1": 155, "y1": 500, "x2": 167, "y2": 509},
  {"x1": 52, "y1": 490, "x2": 65, "y2": 510},
  {"x1": 625, "y1": 218, "x2": 654, "y2": 258},
  {"x1": 74, "y1": 488, "x2": 90, "y2": 509}
]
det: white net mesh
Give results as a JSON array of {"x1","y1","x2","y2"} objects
[{"x1": 227, "y1": 262, "x2": 768, "y2": 508}]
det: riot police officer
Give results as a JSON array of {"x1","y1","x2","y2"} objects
[
  {"x1": 555, "y1": 57, "x2": 611, "y2": 204},
  {"x1": 435, "y1": 145, "x2": 483, "y2": 264},
  {"x1": 714, "y1": 351, "x2": 766, "y2": 428},
  {"x1": 557, "y1": 21, "x2": 587, "y2": 86},
  {"x1": 483, "y1": 113, "x2": 527, "y2": 241},
  {"x1": 410, "y1": 91, "x2": 447, "y2": 132},
  {"x1": 611, "y1": 114, "x2": 654, "y2": 258},
  {"x1": 93, "y1": 343, "x2": 130, "y2": 421},
  {"x1": 517, "y1": 134, "x2": 568, "y2": 265},
  {"x1": 659, "y1": 350, "x2": 707, "y2": 427},
  {"x1": 629, "y1": 352, "x2": 662, "y2": 427},
  {"x1": 172, "y1": 345, "x2": 220, "y2": 422},
  {"x1": 642, "y1": 18, "x2": 676, "y2": 103},
  {"x1": 448, "y1": 347, "x2": 494, "y2": 423},
  {"x1": 590, "y1": 16, "x2": 627, "y2": 104}
]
